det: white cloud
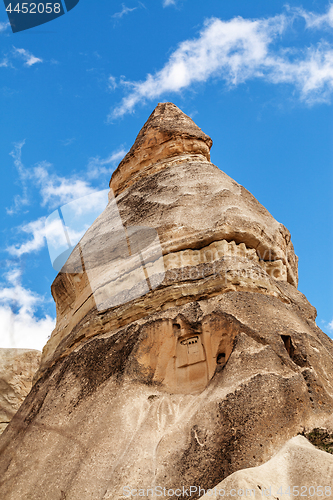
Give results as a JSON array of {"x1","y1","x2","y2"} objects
[
  {"x1": 13, "y1": 47, "x2": 43, "y2": 66},
  {"x1": 110, "y1": 6, "x2": 333, "y2": 118},
  {"x1": 320, "y1": 318, "x2": 333, "y2": 336},
  {"x1": 295, "y1": 4, "x2": 333, "y2": 29},
  {"x1": 266, "y1": 42, "x2": 333, "y2": 103},
  {"x1": 7, "y1": 141, "x2": 105, "y2": 208},
  {"x1": 163, "y1": 0, "x2": 176, "y2": 6},
  {"x1": 7, "y1": 143, "x2": 110, "y2": 211},
  {"x1": 112, "y1": 4, "x2": 137, "y2": 19},
  {"x1": 32, "y1": 162, "x2": 97, "y2": 208},
  {"x1": 0, "y1": 305, "x2": 54, "y2": 350},
  {"x1": 10, "y1": 140, "x2": 26, "y2": 177},
  {"x1": 6, "y1": 143, "x2": 123, "y2": 262},
  {"x1": 0, "y1": 268, "x2": 40, "y2": 313},
  {"x1": 6, "y1": 140, "x2": 29, "y2": 215},
  {"x1": 7, "y1": 187, "x2": 110, "y2": 259},
  {"x1": 0, "y1": 58, "x2": 9, "y2": 68},
  {"x1": 108, "y1": 75, "x2": 117, "y2": 91},
  {"x1": 0, "y1": 22, "x2": 10, "y2": 33},
  {"x1": 61, "y1": 137, "x2": 76, "y2": 146},
  {"x1": 7, "y1": 217, "x2": 47, "y2": 257},
  {"x1": 0, "y1": 268, "x2": 55, "y2": 350},
  {"x1": 87, "y1": 148, "x2": 127, "y2": 179},
  {"x1": 7, "y1": 213, "x2": 90, "y2": 259},
  {"x1": 41, "y1": 177, "x2": 96, "y2": 208}
]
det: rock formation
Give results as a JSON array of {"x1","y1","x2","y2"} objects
[
  {"x1": 0, "y1": 349, "x2": 41, "y2": 435},
  {"x1": 0, "y1": 103, "x2": 332, "y2": 500},
  {"x1": 199, "y1": 435, "x2": 333, "y2": 499}
]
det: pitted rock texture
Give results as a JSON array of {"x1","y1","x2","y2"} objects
[
  {"x1": 0, "y1": 349, "x2": 41, "y2": 435},
  {"x1": 0, "y1": 103, "x2": 332, "y2": 500},
  {"x1": 305, "y1": 427, "x2": 333, "y2": 454},
  {"x1": 0, "y1": 296, "x2": 333, "y2": 499},
  {"x1": 199, "y1": 436, "x2": 333, "y2": 500}
]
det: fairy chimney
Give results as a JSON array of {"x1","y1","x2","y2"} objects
[{"x1": 0, "y1": 103, "x2": 332, "y2": 500}]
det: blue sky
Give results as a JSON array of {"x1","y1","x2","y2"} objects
[{"x1": 0, "y1": 0, "x2": 332, "y2": 350}]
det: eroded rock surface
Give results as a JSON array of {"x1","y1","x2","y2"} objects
[
  {"x1": 199, "y1": 436, "x2": 333, "y2": 500},
  {"x1": 38, "y1": 104, "x2": 298, "y2": 379},
  {"x1": 0, "y1": 349, "x2": 41, "y2": 435},
  {"x1": 0, "y1": 103, "x2": 332, "y2": 500},
  {"x1": 110, "y1": 102, "x2": 213, "y2": 196}
]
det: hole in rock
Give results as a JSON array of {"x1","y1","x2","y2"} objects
[
  {"x1": 281, "y1": 335, "x2": 292, "y2": 357},
  {"x1": 180, "y1": 336, "x2": 198, "y2": 346},
  {"x1": 216, "y1": 353, "x2": 226, "y2": 365}
]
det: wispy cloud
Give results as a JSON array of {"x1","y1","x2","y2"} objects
[
  {"x1": 112, "y1": 3, "x2": 137, "y2": 19},
  {"x1": 10, "y1": 140, "x2": 26, "y2": 178},
  {"x1": 0, "y1": 44, "x2": 43, "y2": 70},
  {"x1": 7, "y1": 141, "x2": 123, "y2": 215},
  {"x1": 0, "y1": 266, "x2": 55, "y2": 350},
  {"x1": 7, "y1": 189, "x2": 109, "y2": 259},
  {"x1": 294, "y1": 4, "x2": 333, "y2": 29},
  {"x1": 61, "y1": 137, "x2": 76, "y2": 147},
  {"x1": 87, "y1": 148, "x2": 127, "y2": 179},
  {"x1": 110, "y1": 4, "x2": 333, "y2": 118},
  {"x1": 0, "y1": 22, "x2": 10, "y2": 33},
  {"x1": 7, "y1": 145, "x2": 96, "y2": 213},
  {"x1": 13, "y1": 47, "x2": 43, "y2": 66},
  {"x1": 163, "y1": 0, "x2": 177, "y2": 7},
  {"x1": 32, "y1": 162, "x2": 97, "y2": 208},
  {"x1": 6, "y1": 213, "x2": 86, "y2": 258},
  {"x1": 6, "y1": 143, "x2": 124, "y2": 261},
  {"x1": 7, "y1": 218, "x2": 47, "y2": 257},
  {"x1": 108, "y1": 75, "x2": 117, "y2": 91},
  {"x1": 320, "y1": 317, "x2": 333, "y2": 336},
  {"x1": 6, "y1": 140, "x2": 29, "y2": 215}
]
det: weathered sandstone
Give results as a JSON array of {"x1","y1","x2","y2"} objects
[
  {"x1": 37, "y1": 104, "x2": 298, "y2": 379},
  {"x1": 0, "y1": 103, "x2": 332, "y2": 500},
  {"x1": 110, "y1": 102, "x2": 213, "y2": 196},
  {"x1": 0, "y1": 348, "x2": 41, "y2": 434},
  {"x1": 199, "y1": 435, "x2": 333, "y2": 500}
]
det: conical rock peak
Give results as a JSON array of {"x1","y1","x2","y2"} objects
[
  {"x1": 110, "y1": 102, "x2": 213, "y2": 196},
  {"x1": 1, "y1": 103, "x2": 333, "y2": 500}
]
